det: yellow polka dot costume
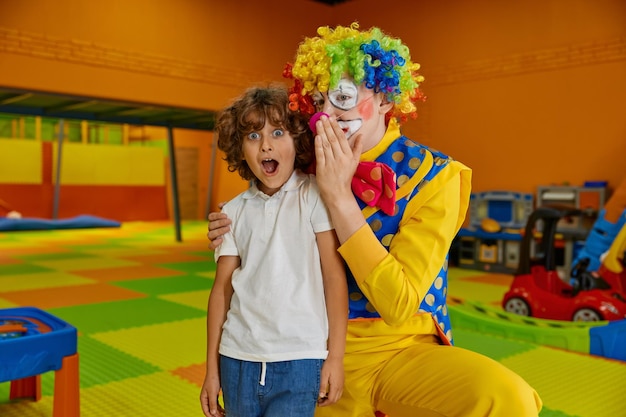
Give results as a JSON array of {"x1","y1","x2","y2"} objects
[
  {"x1": 346, "y1": 119, "x2": 462, "y2": 344},
  {"x1": 288, "y1": 22, "x2": 542, "y2": 417}
]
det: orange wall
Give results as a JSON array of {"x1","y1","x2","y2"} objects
[
  {"x1": 163, "y1": 127, "x2": 249, "y2": 216},
  {"x1": 1, "y1": 0, "x2": 625, "y2": 214}
]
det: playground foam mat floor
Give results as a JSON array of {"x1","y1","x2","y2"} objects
[{"x1": 1, "y1": 221, "x2": 624, "y2": 417}]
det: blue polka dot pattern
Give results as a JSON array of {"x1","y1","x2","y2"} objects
[{"x1": 347, "y1": 136, "x2": 456, "y2": 344}]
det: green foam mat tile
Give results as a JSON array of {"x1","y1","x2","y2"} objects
[
  {"x1": 75, "y1": 335, "x2": 162, "y2": 389},
  {"x1": 453, "y1": 327, "x2": 540, "y2": 361},
  {"x1": 158, "y1": 260, "x2": 210, "y2": 274},
  {"x1": 0, "y1": 263, "x2": 54, "y2": 275},
  {"x1": 539, "y1": 407, "x2": 581, "y2": 417},
  {"x1": 31, "y1": 257, "x2": 139, "y2": 271},
  {"x1": 13, "y1": 252, "x2": 98, "y2": 261},
  {"x1": 48, "y1": 297, "x2": 206, "y2": 333},
  {"x1": 112, "y1": 275, "x2": 213, "y2": 296}
]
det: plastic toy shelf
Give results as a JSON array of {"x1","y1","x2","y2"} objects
[{"x1": 0, "y1": 306, "x2": 79, "y2": 417}]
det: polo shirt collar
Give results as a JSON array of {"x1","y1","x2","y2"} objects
[{"x1": 242, "y1": 170, "x2": 304, "y2": 199}]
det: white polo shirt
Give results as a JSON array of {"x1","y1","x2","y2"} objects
[{"x1": 215, "y1": 170, "x2": 334, "y2": 362}]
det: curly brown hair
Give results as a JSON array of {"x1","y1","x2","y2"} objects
[{"x1": 216, "y1": 85, "x2": 314, "y2": 181}]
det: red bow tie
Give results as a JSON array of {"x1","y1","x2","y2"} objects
[{"x1": 351, "y1": 161, "x2": 397, "y2": 215}]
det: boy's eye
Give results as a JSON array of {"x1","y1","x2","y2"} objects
[
  {"x1": 272, "y1": 129, "x2": 284, "y2": 137},
  {"x1": 247, "y1": 132, "x2": 260, "y2": 140}
]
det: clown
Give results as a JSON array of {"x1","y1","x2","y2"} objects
[{"x1": 208, "y1": 23, "x2": 542, "y2": 417}]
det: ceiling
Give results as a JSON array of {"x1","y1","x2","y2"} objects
[
  {"x1": 0, "y1": 87, "x2": 216, "y2": 131},
  {"x1": 312, "y1": 0, "x2": 351, "y2": 4}
]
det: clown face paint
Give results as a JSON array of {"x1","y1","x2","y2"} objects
[
  {"x1": 327, "y1": 78, "x2": 359, "y2": 111},
  {"x1": 313, "y1": 77, "x2": 385, "y2": 150}
]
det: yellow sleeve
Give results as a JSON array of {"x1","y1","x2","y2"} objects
[
  {"x1": 604, "y1": 222, "x2": 626, "y2": 273},
  {"x1": 338, "y1": 161, "x2": 471, "y2": 325}
]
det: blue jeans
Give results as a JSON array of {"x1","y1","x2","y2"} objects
[{"x1": 220, "y1": 355, "x2": 322, "y2": 417}]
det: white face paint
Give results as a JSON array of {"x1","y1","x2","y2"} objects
[
  {"x1": 327, "y1": 79, "x2": 359, "y2": 110},
  {"x1": 336, "y1": 119, "x2": 363, "y2": 139},
  {"x1": 313, "y1": 79, "x2": 364, "y2": 139}
]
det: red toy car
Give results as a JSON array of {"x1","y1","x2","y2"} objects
[{"x1": 503, "y1": 206, "x2": 626, "y2": 321}]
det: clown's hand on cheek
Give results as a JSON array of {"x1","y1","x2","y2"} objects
[{"x1": 314, "y1": 115, "x2": 363, "y2": 202}]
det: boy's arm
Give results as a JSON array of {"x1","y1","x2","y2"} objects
[
  {"x1": 200, "y1": 255, "x2": 239, "y2": 417},
  {"x1": 315, "y1": 230, "x2": 348, "y2": 406}
]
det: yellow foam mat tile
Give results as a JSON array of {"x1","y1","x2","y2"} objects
[
  {"x1": 0, "y1": 372, "x2": 204, "y2": 417},
  {"x1": 159, "y1": 290, "x2": 211, "y2": 311},
  {"x1": 0, "y1": 396, "x2": 53, "y2": 417},
  {"x1": 448, "y1": 280, "x2": 509, "y2": 305},
  {"x1": 0, "y1": 240, "x2": 57, "y2": 249},
  {"x1": 0, "y1": 298, "x2": 19, "y2": 308},
  {"x1": 80, "y1": 372, "x2": 204, "y2": 416},
  {"x1": 91, "y1": 318, "x2": 206, "y2": 370},
  {"x1": 502, "y1": 346, "x2": 626, "y2": 417},
  {"x1": 0, "y1": 272, "x2": 95, "y2": 292}
]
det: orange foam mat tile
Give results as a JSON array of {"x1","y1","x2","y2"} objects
[
  {"x1": 0, "y1": 256, "x2": 22, "y2": 265},
  {"x1": 152, "y1": 245, "x2": 211, "y2": 256},
  {"x1": 75, "y1": 265, "x2": 185, "y2": 282},
  {"x1": 0, "y1": 282, "x2": 146, "y2": 309},
  {"x1": 171, "y1": 362, "x2": 206, "y2": 388}
]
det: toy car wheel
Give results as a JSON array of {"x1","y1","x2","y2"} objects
[
  {"x1": 504, "y1": 297, "x2": 531, "y2": 316},
  {"x1": 572, "y1": 308, "x2": 602, "y2": 321}
]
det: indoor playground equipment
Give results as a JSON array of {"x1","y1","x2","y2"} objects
[
  {"x1": 0, "y1": 213, "x2": 121, "y2": 232},
  {"x1": 454, "y1": 184, "x2": 608, "y2": 276},
  {"x1": 455, "y1": 190, "x2": 533, "y2": 273},
  {"x1": 502, "y1": 178, "x2": 626, "y2": 322},
  {"x1": 0, "y1": 91, "x2": 218, "y2": 242},
  {"x1": 482, "y1": 178, "x2": 626, "y2": 360},
  {"x1": 502, "y1": 206, "x2": 626, "y2": 322},
  {"x1": 0, "y1": 307, "x2": 79, "y2": 417},
  {"x1": 450, "y1": 298, "x2": 626, "y2": 362}
]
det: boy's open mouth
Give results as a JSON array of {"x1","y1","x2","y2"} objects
[{"x1": 262, "y1": 159, "x2": 278, "y2": 173}]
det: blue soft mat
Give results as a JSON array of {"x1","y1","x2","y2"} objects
[{"x1": 0, "y1": 215, "x2": 121, "y2": 231}]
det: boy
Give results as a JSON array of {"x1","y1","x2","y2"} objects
[{"x1": 200, "y1": 86, "x2": 347, "y2": 417}]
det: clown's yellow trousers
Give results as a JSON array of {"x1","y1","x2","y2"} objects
[{"x1": 316, "y1": 318, "x2": 542, "y2": 417}]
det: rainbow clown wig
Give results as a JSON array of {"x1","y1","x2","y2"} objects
[{"x1": 283, "y1": 22, "x2": 426, "y2": 124}]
